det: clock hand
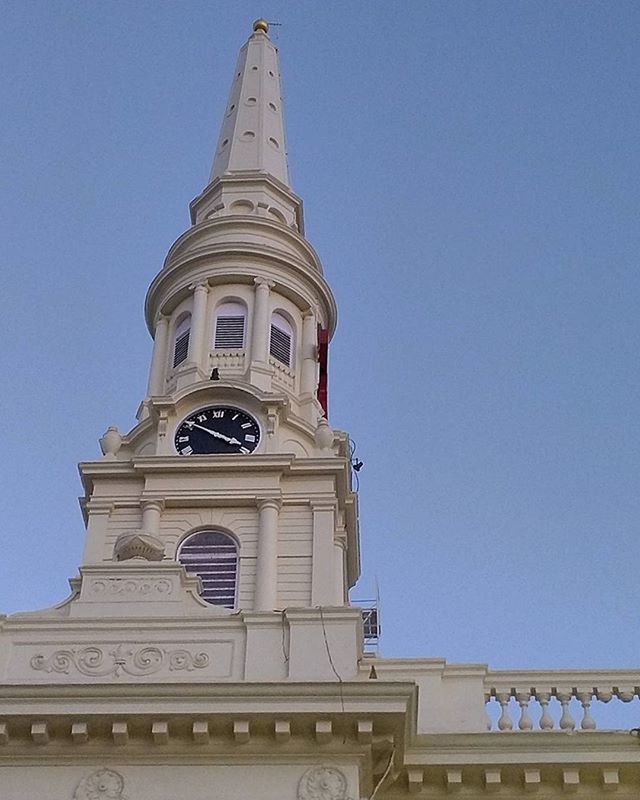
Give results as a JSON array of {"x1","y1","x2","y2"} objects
[{"x1": 186, "y1": 422, "x2": 236, "y2": 444}]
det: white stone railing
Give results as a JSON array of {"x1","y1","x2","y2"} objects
[
  {"x1": 269, "y1": 356, "x2": 295, "y2": 391},
  {"x1": 485, "y1": 670, "x2": 640, "y2": 731},
  {"x1": 210, "y1": 349, "x2": 246, "y2": 375}
]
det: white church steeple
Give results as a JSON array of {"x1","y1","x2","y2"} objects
[
  {"x1": 209, "y1": 19, "x2": 290, "y2": 187},
  {"x1": 190, "y1": 19, "x2": 303, "y2": 233},
  {"x1": 75, "y1": 20, "x2": 359, "y2": 618}
]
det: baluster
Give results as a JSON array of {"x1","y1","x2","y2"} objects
[
  {"x1": 556, "y1": 691, "x2": 576, "y2": 731},
  {"x1": 536, "y1": 691, "x2": 554, "y2": 730},
  {"x1": 576, "y1": 691, "x2": 596, "y2": 730},
  {"x1": 484, "y1": 694, "x2": 493, "y2": 731},
  {"x1": 616, "y1": 687, "x2": 635, "y2": 703},
  {"x1": 496, "y1": 692, "x2": 514, "y2": 731},
  {"x1": 595, "y1": 688, "x2": 612, "y2": 703},
  {"x1": 516, "y1": 692, "x2": 533, "y2": 730}
]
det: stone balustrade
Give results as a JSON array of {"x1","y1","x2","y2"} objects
[
  {"x1": 485, "y1": 669, "x2": 640, "y2": 732},
  {"x1": 210, "y1": 349, "x2": 246, "y2": 372}
]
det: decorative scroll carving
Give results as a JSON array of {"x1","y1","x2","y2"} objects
[
  {"x1": 113, "y1": 532, "x2": 165, "y2": 562},
  {"x1": 30, "y1": 645, "x2": 209, "y2": 678},
  {"x1": 74, "y1": 768, "x2": 125, "y2": 800},
  {"x1": 298, "y1": 766, "x2": 350, "y2": 800},
  {"x1": 90, "y1": 577, "x2": 173, "y2": 596}
]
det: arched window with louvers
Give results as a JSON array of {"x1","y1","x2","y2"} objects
[
  {"x1": 213, "y1": 301, "x2": 246, "y2": 350},
  {"x1": 177, "y1": 530, "x2": 239, "y2": 608},
  {"x1": 172, "y1": 313, "x2": 191, "y2": 368},
  {"x1": 269, "y1": 311, "x2": 294, "y2": 368}
]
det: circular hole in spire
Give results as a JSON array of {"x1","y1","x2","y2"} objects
[
  {"x1": 268, "y1": 70, "x2": 275, "y2": 78},
  {"x1": 251, "y1": 65, "x2": 258, "y2": 71},
  {"x1": 226, "y1": 104, "x2": 236, "y2": 116},
  {"x1": 268, "y1": 137, "x2": 280, "y2": 150},
  {"x1": 268, "y1": 102, "x2": 277, "y2": 112},
  {"x1": 221, "y1": 138, "x2": 229, "y2": 149},
  {"x1": 246, "y1": 97, "x2": 257, "y2": 106},
  {"x1": 240, "y1": 131, "x2": 256, "y2": 141}
]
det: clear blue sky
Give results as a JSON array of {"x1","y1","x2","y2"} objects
[{"x1": 1, "y1": 1, "x2": 639, "y2": 676}]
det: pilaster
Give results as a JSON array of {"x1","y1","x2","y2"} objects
[
  {"x1": 187, "y1": 281, "x2": 210, "y2": 367},
  {"x1": 310, "y1": 500, "x2": 339, "y2": 605},
  {"x1": 300, "y1": 308, "x2": 317, "y2": 398},
  {"x1": 146, "y1": 314, "x2": 170, "y2": 397},
  {"x1": 254, "y1": 497, "x2": 281, "y2": 611},
  {"x1": 81, "y1": 502, "x2": 114, "y2": 565},
  {"x1": 141, "y1": 499, "x2": 164, "y2": 534}
]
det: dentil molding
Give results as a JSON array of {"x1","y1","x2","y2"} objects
[
  {"x1": 30, "y1": 644, "x2": 209, "y2": 678},
  {"x1": 298, "y1": 766, "x2": 351, "y2": 800}
]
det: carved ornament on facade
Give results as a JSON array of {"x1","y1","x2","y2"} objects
[
  {"x1": 74, "y1": 768, "x2": 126, "y2": 800},
  {"x1": 30, "y1": 644, "x2": 209, "y2": 678},
  {"x1": 90, "y1": 577, "x2": 173, "y2": 596},
  {"x1": 298, "y1": 766, "x2": 351, "y2": 800},
  {"x1": 113, "y1": 531, "x2": 166, "y2": 562}
]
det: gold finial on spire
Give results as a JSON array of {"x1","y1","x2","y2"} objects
[{"x1": 253, "y1": 18, "x2": 269, "y2": 34}]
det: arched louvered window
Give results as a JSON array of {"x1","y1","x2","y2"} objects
[
  {"x1": 172, "y1": 314, "x2": 191, "y2": 368},
  {"x1": 214, "y1": 301, "x2": 246, "y2": 349},
  {"x1": 177, "y1": 530, "x2": 238, "y2": 608},
  {"x1": 270, "y1": 311, "x2": 293, "y2": 367}
]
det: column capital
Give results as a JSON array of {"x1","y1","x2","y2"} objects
[
  {"x1": 257, "y1": 496, "x2": 282, "y2": 512},
  {"x1": 155, "y1": 313, "x2": 170, "y2": 327},
  {"x1": 254, "y1": 277, "x2": 276, "y2": 290},
  {"x1": 189, "y1": 280, "x2": 210, "y2": 293},
  {"x1": 141, "y1": 498, "x2": 165, "y2": 513}
]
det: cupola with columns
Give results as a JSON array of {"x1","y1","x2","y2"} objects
[{"x1": 77, "y1": 19, "x2": 360, "y2": 620}]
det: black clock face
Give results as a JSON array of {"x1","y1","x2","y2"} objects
[{"x1": 174, "y1": 406, "x2": 261, "y2": 455}]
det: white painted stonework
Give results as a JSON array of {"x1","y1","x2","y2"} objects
[{"x1": 2, "y1": 18, "x2": 640, "y2": 799}]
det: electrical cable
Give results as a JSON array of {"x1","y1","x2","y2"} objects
[
  {"x1": 318, "y1": 605, "x2": 346, "y2": 740},
  {"x1": 370, "y1": 747, "x2": 396, "y2": 800},
  {"x1": 281, "y1": 608, "x2": 289, "y2": 663}
]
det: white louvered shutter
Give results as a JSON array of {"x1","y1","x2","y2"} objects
[
  {"x1": 172, "y1": 316, "x2": 191, "y2": 367},
  {"x1": 178, "y1": 531, "x2": 238, "y2": 608},
  {"x1": 270, "y1": 312, "x2": 293, "y2": 367},
  {"x1": 214, "y1": 302, "x2": 246, "y2": 349}
]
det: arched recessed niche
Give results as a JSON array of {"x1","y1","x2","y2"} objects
[
  {"x1": 267, "y1": 207, "x2": 286, "y2": 224},
  {"x1": 229, "y1": 199, "x2": 255, "y2": 214}
]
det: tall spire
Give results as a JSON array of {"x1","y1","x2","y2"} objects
[
  {"x1": 190, "y1": 20, "x2": 303, "y2": 232},
  {"x1": 210, "y1": 19, "x2": 290, "y2": 187}
]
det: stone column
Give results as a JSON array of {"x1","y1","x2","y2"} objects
[
  {"x1": 146, "y1": 315, "x2": 170, "y2": 396},
  {"x1": 187, "y1": 282, "x2": 209, "y2": 365},
  {"x1": 301, "y1": 309, "x2": 317, "y2": 396},
  {"x1": 254, "y1": 498, "x2": 280, "y2": 611},
  {"x1": 251, "y1": 278, "x2": 274, "y2": 365},
  {"x1": 141, "y1": 500, "x2": 163, "y2": 534}
]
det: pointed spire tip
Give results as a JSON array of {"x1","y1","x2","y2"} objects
[{"x1": 253, "y1": 18, "x2": 269, "y2": 35}]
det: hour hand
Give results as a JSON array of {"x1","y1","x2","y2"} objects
[{"x1": 186, "y1": 421, "x2": 234, "y2": 443}]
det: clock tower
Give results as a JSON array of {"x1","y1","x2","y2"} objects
[
  {"x1": 2, "y1": 18, "x2": 634, "y2": 800},
  {"x1": 72, "y1": 17, "x2": 361, "y2": 678}
]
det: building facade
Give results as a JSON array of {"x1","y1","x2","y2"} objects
[{"x1": 1, "y1": 20, "x2": 639, "y2": 799}]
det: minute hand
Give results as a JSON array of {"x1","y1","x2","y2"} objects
[{"x1": 187, "y1": 422, "x2": 240, "y2": 445}]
